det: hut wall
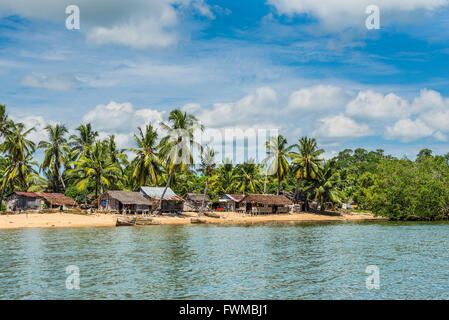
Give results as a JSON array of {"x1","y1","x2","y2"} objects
[
  {"x1": 6, "y1": 194, "x2": 43, "y2": 212},
  {"x1": 161, "y1": 200, "x2": 183, "y2": 212}
]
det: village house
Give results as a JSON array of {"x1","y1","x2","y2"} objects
[
  {"x1": 95, "y1": 191, "x2": 151, "y2": 214},
  {"x1": 6, "y1": 192, "x2": 78, "y2": 212},
  {"x1": 240, "y1": 194, "x2": 293, "y2": 215},
  {"x1": 217, "y1": 194, "x2": 245, "y2": 212},
  {"x1": 140, "y1": 187, "x2": 184, "y2": 213},
  {"x1": 183, "y1": 193, "x2": 210, "y2": 212}
]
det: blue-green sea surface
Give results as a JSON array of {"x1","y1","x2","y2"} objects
[{"x1": 1, "y1": 221, "x2": 448, "y2": 299}]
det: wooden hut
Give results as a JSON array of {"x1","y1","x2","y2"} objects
[
  {"x1": 6, "y1": 192, "x2": 77, "y2": 212},
  {"x1": 140, "y1": 187, "x2": 184, "y2": 213},
  {"x1": 95, "y1": 191, "x2": 151, "y2": 214},
  {"x1": 183, "y1": 193, "x2": 210, "y2": 212},
  {"x1": 217, "y1": 194, "x2": 245, "y2": 212},
  {"x1": 240, "y1": 194, "x2": 293, "y2": 215}
]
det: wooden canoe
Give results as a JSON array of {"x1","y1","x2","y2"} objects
[{"x1": 116, "y1": 217, "x2": 136, "y2": 226}]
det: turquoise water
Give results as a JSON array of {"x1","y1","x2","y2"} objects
[{"x1": 1, "y1": 221, "x2": 449, "y2": 299}]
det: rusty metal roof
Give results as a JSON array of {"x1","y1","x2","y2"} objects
[{"x1": 10, "y1": 192, "x2": 77, "y2": 206}]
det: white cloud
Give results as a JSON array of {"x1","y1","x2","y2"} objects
[
  {"x1": 433, "y1": 131, "x2": 448, "y2": 142},
  {"x1": 346, "y1": 90, "x2": 410, "y2": 120},
  {"x1": 82, "y1": 101, "x2": 165, "y2": 148},
  {"x1": 192, "y1": 0, "x2": 216, "y2": 19},
  {"x1": 313, "y1": 114, "x2": 372, "y2": 139},
  {"x1": 411, "y1": 89, "x2": 449, "y2": 112},
  {"x1": 21, "y1": 74, "x2": 78, "y2": 91},
  {"x1": 385, "y1": 118, "x2": 434, "y2": 142},
  {"x1": 10, "y1": 115, "x2": 54, "y2": 144},
  {"x1": 420, "y1": 110, "x2": 449, "y2": 133},
  {"x1": 287, "y1": 85, "x2": 348, "y2": 112},
  {"x1": 267, "y1": 0, "x2": 449, "y2": 28},
  {"x1": 194, "y1": 86, "x2": 279, "y2": 128},
  {"x1": 86, "y1": 7, "x2": 178, "y2": 49},
  {"x1": 0, "y1": 0, "x2": 216, "y2": 49}
]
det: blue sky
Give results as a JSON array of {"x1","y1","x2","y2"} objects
[{"x1": 1, "y1": 0, "x2": 449, "y2": 160}]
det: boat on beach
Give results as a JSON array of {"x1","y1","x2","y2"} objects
[{"x1": 116, "y1": 217, "x2": 136, "y2": 226}]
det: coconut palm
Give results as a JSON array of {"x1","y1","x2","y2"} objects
[
  {"x1": 310, "y1": 160, "x2": 344, "y2": 211},
  {"x1": 126, "y1": 125, "x2": 161, "y2": 187},
  {"x1": 67, "y1": 141, "x2": 122, "y2": 198},
  {"x1": 0, "y1": 104, "x2": 13, "y2": 137},
  {"x1": 0, "y1": 123, "x2": 36, "y2": 210},
  {"x1": 262, "y1": 135, "x2": 292, "y2": 195},
  {"x1": 69, "y1": 123, "x2": 98, "y2": 158},
  {"x1": 198, "y1": 146, "x2": 216, "y2": 211},
  {"x1": 38, "y1": 124, "x2": 69, "y2": 192},
  {"x1": 210, "y1": 160, "x2": 237, "y2": 195},
  {"x1": 289, "y1": 136, "x2": 324, "y2": 207},
  {"x1": 157, "y1": 110, "x2": 204, "y2": 213},
  {"x1": 234, "y1": 160, "x2": 262, "y2": 194},
  {"x1": 104, "y1": 135, "x2": 126, "y2": 164}
]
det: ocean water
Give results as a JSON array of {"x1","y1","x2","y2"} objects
[{"x1": 1, "y1": 221, "x2": 448, "y2": 299}]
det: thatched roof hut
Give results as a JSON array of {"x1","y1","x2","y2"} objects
[
  {"x1": 140, "y1": 187, "x2": 184, "y2": 213},
  {"x1": 95, "y1": 191, "x2": 152, "y2": 214},
  {"x1": 184, "y1": 193, "x2": 210, "y2": 212},
  {"x1": 242, "y1": 194, "x2": 293, "y2": 206},
  {"x1": 6, "y1": 192, "x2": 77, "y2": 212},
  {"x1": 241, "y1": 194, "x2": 293, "y2": 214},
  {"x1": 40, "y1": 193, "x2": 77, "y2": 207}
]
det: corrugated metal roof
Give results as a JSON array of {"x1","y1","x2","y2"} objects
[
  {"x1": 220, "y1": 194, "x2": 245, "y2": 202},
  {"x1": 140, "y1": 187, "x2": 184, "y2": 201}
]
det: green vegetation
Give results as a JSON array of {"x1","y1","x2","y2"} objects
[{"x1": 0, "y1": 105, "x2": 448, "y2": 220}]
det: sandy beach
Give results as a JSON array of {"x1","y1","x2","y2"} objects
[{"x1": 0, "y1": 211, "x2": 386, "y2": 230}]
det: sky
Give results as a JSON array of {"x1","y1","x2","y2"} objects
[{"x1": 1, "y1": 0, "x2": 449, "y2": 161}]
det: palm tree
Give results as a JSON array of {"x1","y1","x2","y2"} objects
[
  {"x1": 289, "y1": 136, "x2": 324, "y2": 208},
  {"x1": 38, "y1": 124, "x2": 69, "y2": 192},
  {"x1": 126, "y1": 125, "x2": 161, "y2": 187},
  {"x1": 262, "y1": 135, "x2": 292, "y2": 195},
  {"x1": 234, "y1": 160, "x2": 262, "y2": 194},
  {"x1": 67, "y1": 141, "x2": 122, "y2": 198},
  {"x1": 311, "y1": 160, "x2": 344, "y2": 211},
  {"x1": 198, "y1": 146, "x2": 216, "y2": 211},
  {"x1": 104, "y1": 135, "x2": 126, "y2": 164},
  {"x1": 0, "y1": 123, "x2": 36, "y2": 210},
  {"x1": 157, "y1": 110, "x2": 203, "y2": 213},
  {"x1": 0, "y1": 104, "x2": 13, "y2": 137},
  {"x1": 69, "y1": 123, "x2": 98, "y2": 158},
  {"x1": 210, "y1": 160, "x2": 237, "y2": 195}
]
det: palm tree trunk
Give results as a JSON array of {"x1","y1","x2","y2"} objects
[
  {"x1": 294, "y1": 178, "x2": 302, "y2": 203},
  {"x1": 59, "y1": 172, "x2": 66, "y2": 192},
  {"x1": 201, "y1": 177, "x2": 209, "y2": 213},
  {"x1": 95, "y1": 176, "x2": 99, "y2": 199},
  {"x1": 0, "y1": 165, "x2": 13, "y2": 212},
  {"x1": 263, "y1": 170, "x2": 267, "y2": 194},
  {"x1": 277, "y1": 171, "x2": 280, "y2": 195},
  {"x1": 55, "y1": 156, "x2": 66, "y2": 192},
  {"x1": 158, "y1": 169, "x2": 173, "y2": 215}
]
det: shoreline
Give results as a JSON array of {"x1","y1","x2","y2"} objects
[{"x1": 0, "y1": 211, "x2": 387, "y2": 230}]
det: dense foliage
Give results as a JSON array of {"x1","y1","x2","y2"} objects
[{"x1": 1, "y1": 104, "x2": 448, "y2": 219}]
